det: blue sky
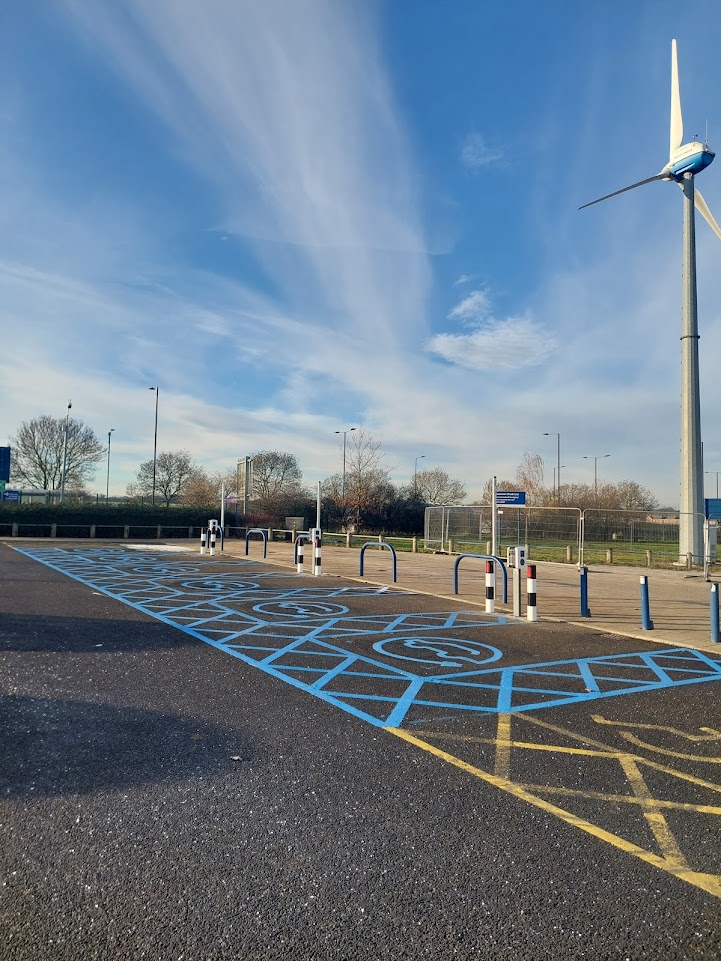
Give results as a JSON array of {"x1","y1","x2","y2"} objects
[{"x1": 2, "y1": 0, "x2": 721, "y2": 506}]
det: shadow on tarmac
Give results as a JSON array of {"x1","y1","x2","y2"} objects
[
  {"x1": 0, "y1": 613, "x2": 197, "y2": 653},
  {"x1": 1, "y1": 693, "x2": 255, "y2": 797}
]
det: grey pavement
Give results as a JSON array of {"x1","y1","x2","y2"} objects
[{"x1": 227, "y1": 537, "x2": 721, "y2": 651}]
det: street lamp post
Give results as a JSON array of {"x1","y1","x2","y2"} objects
[
  {"x1": 335, "y1": 427, "x2": 356, "y2": 500},
  {"x1": 706, "y1": 470, "x2": 721, "y2": 499},
  {"x1": 60, "y1": 399, "x2": 72, "y2": 504},
  {"x1": 543, "y1": 432, "x2": 561, "y2": 504},
  {"x1": 552, "y1": 465, "x2": 567, "y2": 498},
  {"x1": 149, "y1": 387, "x2": 159, "y2": 506},
  {"x1": 414, "y1": 455, "x2": 425, "y2": 498},
  {"x1": 583, "y1": 453, "x2": 611, "y2": 495},
  {"x1": 106, "y1": 429, "x2": 115, "y2": 504}
]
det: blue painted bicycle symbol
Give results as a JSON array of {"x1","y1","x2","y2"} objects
[
  {"x1": 373, "y1": 636, "x2": 502, "y2": 668},
  {"x1": 180, "y1": 578, "x2": 260, "y2": 592},
  {"x1": 252, "y1": 601, "x2": 349, "y2": 618}
]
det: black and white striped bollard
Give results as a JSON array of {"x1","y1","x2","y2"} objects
[
  {"x1": 313, "y1": 534, "x2": 322, "y2": 576},
  {"x1": 200, "y1": 528, "x2": 206, "y2": 555},
  {"x1": 527, "y1": 564, "x2": 538, "y2": 622},
  {"x1": 209, "y1": 528, "x2": 217, "y2": 557},
  {"x1": 297, "y1": 539, "x2": 304, "y2": 574},
  {"x1": 485, "y1": 560, "x2": 495, "y2": 614}
]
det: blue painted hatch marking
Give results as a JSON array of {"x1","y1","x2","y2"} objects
[{"x1": 14, "y1": 546, "x2": 721, "y2": 728}]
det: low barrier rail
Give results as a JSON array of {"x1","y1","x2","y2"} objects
[
  {"x1": 359, "y1": 541, "x2": 397, "y2": 582},
  {"x1": 453, "y1": 554, "x2": 508, "y2": 608},
  {"x1": 245, "y1": 528, "x2": 268, "y2": 558}
]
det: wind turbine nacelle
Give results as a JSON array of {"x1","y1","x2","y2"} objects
[{"x1": 666, "y1": 141, "x2": 715, "y2": 179}]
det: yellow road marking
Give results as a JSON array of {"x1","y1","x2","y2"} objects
[
  {"x1": 592, "y1": 715, "x2": 721, "y2": 741},
  {"x1": 519, "y1": 782, "x2": 721, "y2": 814},
  {"x1": 620, "y1": 732, "x2": 721, "y2": 763},
  {"x1": 493, "y1": 713, "x2": 512, "y2": 779},
  {"x1": 387, "y1": 726, "x2": 721, "y2": 899},
  {"x1": 617, "y1": 755, "x2": 689, "y2": 867},
  {"x1": 415, "y1": 728, "x2": 627, "y2": 759},
  {"x1": 514, "y1": 712, "x2": 721, "y2": 792}
]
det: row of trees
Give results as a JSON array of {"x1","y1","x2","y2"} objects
[
  {"x1": 484, "y1": 450, "x2": 661, "y2": 512},
  {"x1": 7, "y1": 420, "x2": 467, "y2": 529},
  {"x1": 8, "y1": 418, "x2": 662, "y2": 530}
]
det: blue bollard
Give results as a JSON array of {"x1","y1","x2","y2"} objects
[
  {"x1": 640, "y1": 575, "x2": 653, "y2": 630},
  {"x1": 712, "y1": 583, "x2": 720, "y2": 644},
  {"x1": 580, "y1": 566, "x2": 591, "y2": 618}
]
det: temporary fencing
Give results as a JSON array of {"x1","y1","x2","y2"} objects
[
  {"x1": 580, "y1": 510, "x2": 712, "y2": 568},
  {"x1": 425, "y1": 505, "x2": 717, "y2": 570},
  {"x1": 424, "y1": 505, "x2": 581, "y2": 563}
]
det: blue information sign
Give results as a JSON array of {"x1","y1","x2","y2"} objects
[
  {"x1": 0, "y1": 446, "x2": 10, "y2": 483},
  {"x1": 2, "y1": 489, "x2": 21, "y2": 502},
  {"x1": 705, "y1": 499, "x2": 721, "y2": 520},
  {"x1": 495, "y1": 491, "x2": 526, "y2": 506}
]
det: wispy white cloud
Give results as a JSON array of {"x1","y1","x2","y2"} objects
[
  {"x1": 427, "y1": 288, "x2": 556, "y2": 371},
  {"x1": 427, "y1": 314, "x2": 555, "y2": 371},
  {"x1": 447, "y1": 288, "x2": 492, "y2": 325},
  {"x1": 63, "y1": 0, "x2": 431, "y2": 346},
  {"x1": 460, "y1": 132, "x2": 503, "y2": 171}
]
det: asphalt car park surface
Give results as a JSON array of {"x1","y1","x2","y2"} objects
[{"x1": 2, "y1": 542, "x2": 721, "y2": 960}]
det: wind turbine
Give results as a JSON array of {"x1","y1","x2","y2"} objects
[{"x1": 580, "y1": 39, "x2": 721, "y2": 565}]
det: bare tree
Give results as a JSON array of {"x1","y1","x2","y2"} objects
[
  {"x1": 329, "y1": 430, "x2": 393, "y2": 529},
  {"x1": 250, "y1": 451, "x2": 305, "y2": 511},
  {"x1": 180, "y1": 468, "x2": 232, "y2": 507},
  {"x1": 127, "y1": 450, "x2": 198, "y2": 507},
  {"x1": 414, "y1": 467, "x2": 466, "y2": 504},
  {"x1": 10, "y1": 415, "x2": 105, "y2": 491},
  {"x1": 515, "y1": 450, "x2": 546, "y2": 502}
]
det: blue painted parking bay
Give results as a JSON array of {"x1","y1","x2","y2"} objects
[{"x1": 16, "y1": 546, "x2": 721, "y2": 729}]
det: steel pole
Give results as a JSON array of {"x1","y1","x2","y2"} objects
[
  {"x1": 106, "y1": 429, "x2": 114, "y2": 504},
  {"x1": 60, "y1": 400, "x2": 71, "y2": 504},
  {"x1": 679, "y1": 173, "x2": 704, "y2": 563},
  {"x1": 342, "y1": 433, "x2": 347, "y2": 500},
  {"x1": 150, "y1": 387, "x2": 159, "y2": 507}
]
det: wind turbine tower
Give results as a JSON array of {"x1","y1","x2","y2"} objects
[{"x1": 581, "y1": 40, "x2": 721, "y2": 564}]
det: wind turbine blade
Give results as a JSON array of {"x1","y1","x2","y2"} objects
[
  {"x1": 670, "y1": 39, "x2": 683, "y2": 157},
  {"x1": 694, "y1": 187, "x2": 721, "y2": 241},
  {"x1": 579, "y1": 174, "x2": 665, "y2": 210}
]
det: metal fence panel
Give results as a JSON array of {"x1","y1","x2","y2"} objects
[{"x1": 580, "y1": 510, "x2": 708, "y2": 567}]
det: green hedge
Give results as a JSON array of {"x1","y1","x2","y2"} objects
[{"x1": 0, "y1": 504, "x2": 234, "y2": 527}]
